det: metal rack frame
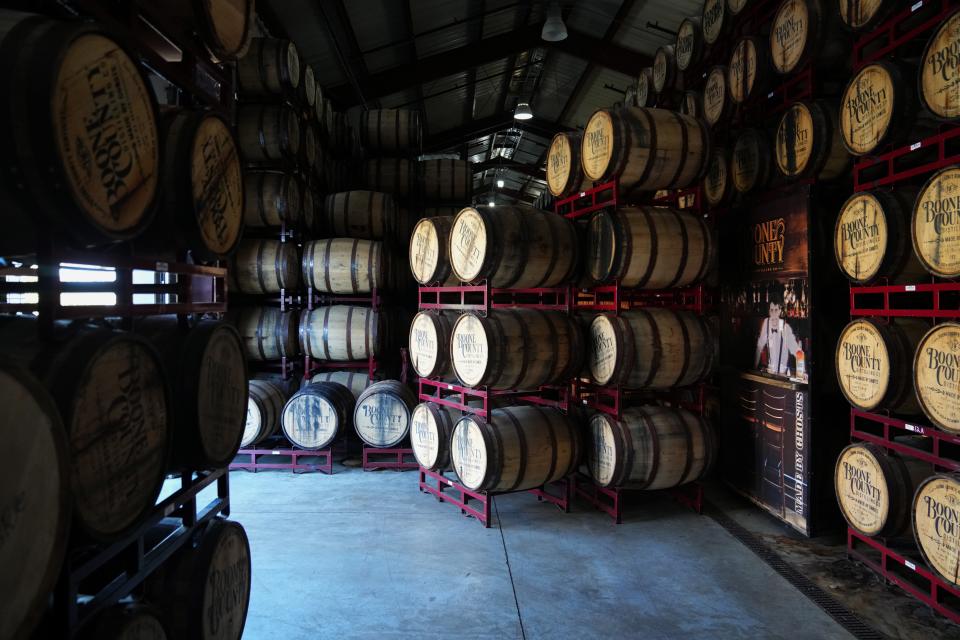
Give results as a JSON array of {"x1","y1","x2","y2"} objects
[
  {"x1": 853, "y1": 125, "x2": 960, "y2": 192},
  {"x1": 849, "y1": 282, "x2": 960, "y2": 318},
  {"x1": 417, "y1": 283, "x2": 572, "y2": 314},
  {"x1": 418, "y1": 377, "x2": 572, "y2": 421},
  {"x1": 851, "y1": 0, "x2": 956, "y2": 70},
  {"x1": 575, "y1": 282, "x2": 718, "y2": 314},
  {"x1": 230, "y1": 445, "x2": 335, "y2": 474},
  {"x1": 362, "y1": 447, "x2": 418, "y2": 471}
]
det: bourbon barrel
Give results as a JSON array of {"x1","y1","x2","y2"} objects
[
  {"x1": 835, "y1": 443, "x2": 928, "y2": 539},
  {"x1": 835, "y1": 318, "x2": 926, "y2": 414},
  {"x1": 839, "y1": 0, "x2": 897, "y2": 31},
  {"x1": 0, "y1": 361, "x2": 69, "y2": 640},
  {"x1": 703, "y1": 66, "x2": 732, "y2": 127},
  {"x1": 728, "y1": 0, "x2": 751, "y2": 15},
  {"x1": 451, "y1": 406, "x2": 580, "y2": 492},
  {"x1": 421, "y1": 159, "x2": 473, "y2": 202},
  {"x1": 586, "y1": 207, "x2": 715, "y2": 288},
  {"x1": 728, "y1": 36, "x2": 770, "y2": 104},
  {"x1": 920, "y1": 10, "x2": 960, "y2": 121},
  {"x1": 449, "y1": 309, "x2": 583, "y2": 390},
  {"x1": 731, "y1": 128, "x2": 772, "y2": 194},
  {"x1": 301, "y1": 120, "x2": 317, "y2": 169},
  {"x1": 912, "y1": 166, "x2": 960, "y2": 278},
  {"x1": 546, "y1": 131, "x2": 587, "y2": 198},
  {"x1": 363, "y1": 157, "x2": 416, "y2": 198},
  {"x1": 410, "y1": 216, "x2": 457, "y2": 285},
  {"x1": 913, "y1": 474, "x2": 960, "y2": 586},
  {"x1": 680, "y1": 91, "x2": 703, "y2": 119},
  {"x1": 448, "y1": 205, "x2": 579, "y2": 287},
  {"x1": 310, "y1": 370, "x2": 375, "y2": 400},
  {"x1": 676, "y1": 17, "x2": 704, "y2": 72},
  {"x1": 914, "y1": 323, "x2": 960, "y2": 434},
  {"x1": 84, "y1": 604, "x2": 168, "y2": 640},
  {"x1": 652, "y1": 45, "x2": 681, "y2": 96},
  {"x1": 301, "y1": 179, "x2": 317, "y2": 232},
  {"x1": 587, "y1": 407, "x2": 716, "y2": 489},
  {"x1": 775, "y1": 101, "x2": 850, "y2": 180},
  {"x1": 169, "y1": 0, "x2": 254, "y2": 62},
  {"x1": 636, "y1": 68, "x2": 655, "y2": 107},
  {"x1": 0, "y1": 12, "x2": 159, "y2": 252},
  {"x1": 281, "y1": 381, "x2": 354, "y2": 450},
  {"x1": 581, "y1": 107, "x2": 710, "y2": 193},
  {"x1": 243, "y1": 171, "x2": 301, "y2": 228},
  {"x1": 323, "y1": 191, "x2": 399, "y2": 240},
  {"x1": 299, "y1": 305, "x2": 381, "y2": 361},
  {"x1": 834, "y1": 190, "x2": 926, "y2": 283},
  {"x1": 232, "y1": 307, "x2": 299, "y2": 361},
  {"x1": 702, "y1": 0, "x2": 727, "y2": 45},
  {"x1": 236, "y1": 37, "x2": 300, "y2": 98},
  {"x1": 359, "y1": 109, "x2": 422, "y2": 154},
  {"x1": 589, "y1": 309, "x2": 715, "y2": 389},
  {"x1": 840, "y1": 61, "x2": 919, "y2": 156},
  {"x1": 409, "y1": 310, "x2": 454, "y2": 379},
  {"x1": 237, "y1": 104, "x2": 300, "y2": 164},
  {"x1": 228, "y1": 239, "x2": 300, "y2": 294},
  {"x1": 703, "y1": 147, "x2": 732, "y2": 207},
  {"x1": 769, "y1": 0, "x2": 847, "y2": 76},
  {"x1": 299, "y1": 63, "x2": 316, "y2": 109},
  {"x1": 624, "y1": 83, "x2": 639, "y2": 108},
  {"x1": 354, "y1": 380, "x2": 417, "y2": 448},
  {"x1": 314, "y1": 85, "x2": 326, "y2": 125},
  {"x1": 242, "y1": 379, "x2": 286, "y2": 447},
  {"x1": 301, "y1": 238, "x2": 385, "y2": 294},
  {"x1": 410, "y1": 402, "x2": 458, "y2": 471},
  {"x1": 147, "y1": 519, "x2": 251, "y2": 640}
]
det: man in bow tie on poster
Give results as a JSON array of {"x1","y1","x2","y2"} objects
[{"x1": 754, "y1": 287, "x2": 801, "y2": 377}]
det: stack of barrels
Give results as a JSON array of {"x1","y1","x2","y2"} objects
[{"x1": 0, "y1": 6, "x2": 251, "y2": 639}]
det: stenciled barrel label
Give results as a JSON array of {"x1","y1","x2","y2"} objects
[
  {"x1": 283, "y1": 393, "x2": 338, "y2": 448},
  {"x1": 703, "y1": 67, "x2": 727, "y2": 125},
  {"x1": 637, "y1": 71, "x2": 651, "y2": 107},
  {"x1": 839, "y1": 0, "x2": 885, "y2": 29},
  {"x1": 923, "y1": 13, "x2": 960, "y2": 120},
  {"x1": 73, "y1": 341, "x2": 167, "y2": 535},
  {"x1": 451, "y1": 314, "x2": 489, "y2": 387},
  {"x1": 728, "y1": 0, "x2": 749, "y2": 15},
  {"x1": 653, "y1": 48, "x2": 670, "y2": 93},
  {"x1": 703, "y1": 0, "x2": 725, "y2": 44},
  {"x1": 728, "y1": 39, "x2": 757, "y2": 103},
  {"x1": 589, "y1": 315, "x2": 619, "y2": 385},
  {"x1": 355, "y1": 393, "x2": 408, "y2": 447},
  {"x1": 776, "y1": 102, "x2": 815, "y2": 177},
  {"x1": 676, "y1": 20, "x2": 698, "y2": 71},
  {"x1": 836, "y1": 445, "x2": 889, "y2": 536},
  {"x1": 197, "y1": 328, "x2": 246, "y2": 460},
  {"x1": 582, "y1": 110, "x2": 615, "y2": 181},
  {"x1": 835, "y1": 193, "x2": 887, "y2": 281},
  {"x1": 915, "y1": 324, "x2": 960, "y2": 434},
  {"x1": 836, "y1": 320, "x2": 889, "y2": 410},
  {"x1": 409, "y1": 218, "x2": 442, "y2": 284},
  {"x1": 547, "y1": 134, "x2": 573, "y2": 196},
  {"x1": 770, "y1": 0, "x2": 809, "y2": 75},
  {"x1": 913, "y1": 167, "x2": 960, "y2": 277},
  {"x1": 410, "y1": 404, "x2": 440, "y2": 469},
  {"x1": 732, "y1": 132, "x2": 760, "y2": 193},
  {"x1": 841, "y1": 64, "x2": 894, "y2": 155},
  {"x1": 914, "y1": 476, "x2": 960, "y2": 586},
  {"x1": 203, "y1": 526, "x2": 250, "y2": 640},
  {"x1": 588, "y1": 414, "x2": 617, "y2": 487},
  {"x1": 55, "y1": 34, "x2": 158, "y2": 233},
  {"x1": 704, "y1": 151, "x2": 729, "y2": 205},
  {"x1": 410, "y1": 312, "x2": 442, "y2": 378},
  {"x1": 451, "y1": 419, "x2": 488, "y2": 489},
  {"x1": 449, "y1": 208, "x2": 488, "y2": 282}
]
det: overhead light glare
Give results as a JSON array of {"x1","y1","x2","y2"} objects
[
  {"x1": 541, "y1": 1, "x2": 568, "y2": 42},
  {"x1": 497, "y1": 179, "x2": 505, "y2": 188},
  {"x1": 488, "y1": 201, "x2": 496, "y2": 207},
  {"x1": 514, "y1": 102, "x2": 534, "y2": 120}
]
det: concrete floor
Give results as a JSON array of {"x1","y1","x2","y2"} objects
[{"x1": 203, "y1": 464, "x2": 855, "y2": 640}]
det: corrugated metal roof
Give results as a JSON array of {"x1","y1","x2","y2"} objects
[{"x1": 612, "y1": 0, "x2": 705, "y2": 55}]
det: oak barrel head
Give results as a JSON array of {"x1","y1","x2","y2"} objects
[
  {"x1": 196, "y1": 0, "x2": 254, "y2": 61},
  {"x1": 775, "y1": 101, "x2": 816, "y2": 177},
  {"x1": 703, "y1": 148, "x2": 731, "y2": 206},
  {"x1": 410, "y1": 402, "x2": 455, "y2": 471},
  {"x1": 702, "y1": 0, "x2": 726, "y2": 45},
  {"x1": 281, "y1": 382, "x2": 350, "y2": 450},
  {"x1": 450, "y1": 313, "x2": 491, "y2": 388},
  {"x1": 409, "y1": 217, "x2": 452, "y2": 285},
  {"x1": 835, "y1": 444, "x2": 894, "y2": 538},
  {"x1": 728, "y1": 0, "x2": 750, "y2": 15},
  {"x1": 587, "y1": 413, "x2": 621, "y2": 487},
  {"x1": 409, "y1": 311, "x2": 449, "y2": 379},
  {"x1": 839, "y1": 0, "x2": 894, "y2": 31},
  {"x1": 450, "y1": 415, "x2": 490, "y2": 490},
  {"x1": 840, "y1": 62, "x2": 896, "y2": 156},
  {"x1": 588, "y1": 315, "x2": 621, "y2": 386},
  {"x1": 913, "y1": 474, "x2": 960, "y2": 586},
  {"x1": 920, "y1": 10, "x2": 960, "y2": 121},
  {"x1": 189, "y1": 113, "x2": 244, "y2": 257},
  {"x1": 242, "y1": 379, "x2": 286, "y2": 448},
  {"x1": 546, "y1": 132, "x2": 579, "y2": 197},
  {"x1": 703, "y1": 66, "x2": 729, "y2": 126},
  {"x1": 835, "y1": 319, "x2": 892, "y2": 411},
  {"x1": 676, "y1": 17, "x2": 702, "y2": 72},
  {"x1": 912, "y1": 166, "x2": 960, "y2": 278},
  {"x1": 770, "y1": 0, "x2": 812, "y2": 75},
  {"x1": 581, "y1": 109, "x2": 616, "y2": 182},
  {"x1": 834, "y1": 192, "x2": 889, "y2": 282},
  {"x1": 731, "y1": 129, "x2": 769, "y2": 193},
  {"x1": 354, "y1": 381, "x2": 415, "y2": 448},
  {"x1": 728, "y1": 37, "x2": 760, "y2": 104},
  {"x1": 448, "y1": 207, "x2": 490, "y2": 283},
  {"x1": 636, "y1": 68, "x2": 654, "y2": 107},
  {"x1": 914, "y1": 323, "x2": 960, "y2": 434},
  {"x1": 85, "y1": 604, "x2": 168, "y2": 640}
]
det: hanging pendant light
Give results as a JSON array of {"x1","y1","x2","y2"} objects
[
  {"x1": 514, "y1": 102, "x2": 534, "y2": 120},
  {"x1": 542, "y1": 1, "x2": 567, "y2": 42}
]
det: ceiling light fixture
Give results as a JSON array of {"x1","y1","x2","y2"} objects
[
  {"x1": 514, "y1": 102, "x2": 533, "y2": 120},
  {"x1": 488, "y1": 200, "x2": 496, "y2": 207},
  {"x1": 497, "y1": 179, "x2": 505, "y2": 188},
  {"x1": 542, "y1": 1, "x2": 568, "y2": 42}
]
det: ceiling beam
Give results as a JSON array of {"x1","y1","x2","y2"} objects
[
  {"x1": 317, "y1": 0, "x2": 376, "y2": 108},
  {"x1": 402, "y1": 0, "x2": 427, "y2": 136},
  {"x1": 473, "y1": 158, "x2": 542, "y2": 179},
  {"x1": 474, "y1": 184, "x2": 533, "y2": 202},
  {"x1": 463, "y1": 0, "x2": 485, "y2": 128},
  {"x1": 424, "y1": 111, "x2": 566, "y2": 151}
]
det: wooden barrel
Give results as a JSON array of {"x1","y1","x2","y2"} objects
[
  {"x1": 834, "y1": 190, "x2": 926, "y2": 283},
  {"x1": 914, "y1": 323, "x2": 960, "y2": 434},
  {"x1": 728, "y1": 37, "x2": 770, "y2": 104},
  {"x1": 421, "y1": 159, "x2": 473, "y2": 202},
  {"x1": 652, "y1": 45, "x2": 680, "y2": 96},
  {"x1": 168, "y1": 0, "x2": 253, "y2": 62},
  {"x1": 354, "y1": 380, "x2": 417, "y2": 448},
  {"x1": 546, "y1": 132, "x2": 587, "y2": 198},
  {"x1": 299, "y1": 63, "x2": 316, "y2": 108},
  {"x1": 775, "y1": 101, "x2": 850, "y2": 180},
  {"x1": 624, "y1": 83, "x2": 639, "y2": 107},
  {"x1": 835, "y1": 318, "x2": 926, "y2": 414},
  {"x1": 702, "y1": 67, "x2": 731, "y2": 128},
  {"x1": 301, "y1": 179, "x2": 317, "y2": 232},
  {"x1": 586, "y1": 207, "x2": 714, "y2": 288},
  {"x1": 581, "y1": 108, "x2": 710, "y2": 193},
  {"x1": 410, "y1": 402, "x2": 458, "y2": 471},
  {"x1": 0, "y1": 361, "x2": 69, "y2": 640},
  {"x1": 835, "y1": 443, "x2": 928, "y2": 539},
  {"x1": 770, "y1": 0, "x2": 846, "y2": 76},
  {"x1": 0, "y1": 13, "x2": 159, "y2": 252},
  {"x1": 680, "y1": 91, "x2": 703, "y2": 119},
  {"x1": 236, "y1": 38, "x2": 300, "y2": 98},
  {"x1": 450, "y1": 309, "x2": 583, "y2": 390},
  {"x1": 840, "y1": 61, "x2": 917, "y2": 156},
  {"x1": 589, "y1": 309, "x2": 715, "y2": 389},
  {"x1": 84, "y1": 604, "x2": 168, "y2": 639},
  {"x1": 138, "y1": 319, "x2": 248, "y2": 469},
  {"x1": 242, "y1": 379, "x2": 286, "y2": 447},
  {"x1": 728, "y1": 0, "x2": 751, "y2": 15},
  {"x1": 450, "y1": 406, "x2": 580, "y2": 492},
  {"x1": 281, "y1": 381, "x2": 354, "y2": 450},
  {"x1": 731, "y1": 128, "x2": 772, "y2": 194},
  {"x1": 314, "y1": 85, "x2": 326, "y2": 124},
  {"x1": 322, "y1": 191, "x2": 399, "y2": 240},
  {"x1": 702, "y1": 0, "x2": 727, "y2": 45},
  {"x1": 587, "y1": 407, "x2": 715, "y2": 489},
  {"x1": 912, "y1": 166, "x2": 960, "y2": 278},
  {"x1": 237, "y1": 105, "x2": 300, "y2": 164},
  {"x1": 410, "y1": 216, "x2": 457, "y2": 285},
  {"x1": 448, "y1": 205, "x2": 578, "y2": 287},
  {"x1": 147, "y1": 519, "x2": 251, "y2": 640},
  {"x1": 232, "y1": 307, "x2": 300, "y2": 361},
  {"x1": 703, "y1": 147, "x2": 732, "y2": 206},
  {"x1": 243, "y1": 171, "x2": 301, "y2": 228},
  {"x1": 636, "y1": 68, "x2": 655, "y2": 107},
  {"x1": 301, "y1": 120, "x2": 317, "y2": 169},
  {"x1": 913, "y1": 474, "x2": 960, "y2": 586},
  {"x1": 359, "y1": 109, "x2": 421, "y2": 153},
  {"x1": 920, "y1": 10, "x2": 960, "y2": 121},
  {"x1": 409, "y1": 310, "x2": 453, "y2": 379},
  {"x1": 228, "y1": 239, "x2": 300, "y2": 294},
  {"x1": 676, "y1": 17, "x2": 704, "y2": 72},
  {"x1": 839, "y1": 0, "x2": 897, "y2": 31},
  {"x1": 299, "y1": 305, "x2": 381, "y2": 361},
  {"x1": 156, "y1": 110, "x2": 244, "y2": 259},
  {"x1": 310, "y1": 371, "x2": 375, "y2": 401},
  {"x1": 363, "y1": 157, "x2": 416, "y2": 198},
  {"x1": 301, "y1": 238, "x2": 385, "y2": 294}
]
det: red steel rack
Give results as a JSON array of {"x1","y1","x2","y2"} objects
[
  {"x1": 852, "y1": 0, "x2": 956, "y2": 70},
  {"x1": 575, "y1": 282, "x2": 718, "y2": 314},
  {"x1": 417, "y1": 283, "x2": 572, "y2": 313},
  {"x1": 418, "y1": 377, "x2": 572, "y2": 420},
  {"x1": 849, "y1": 282, "x2": 960, "y2": 318},
  {"x1": 362, "y1": 447, "x2": 418, "y2": 471},
  {"x1": 231, "y1": 445, "x2": 335, "y2": 474},
  {"x1": 853, "y1": 126, "x2": 960, "y2": 193}
]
